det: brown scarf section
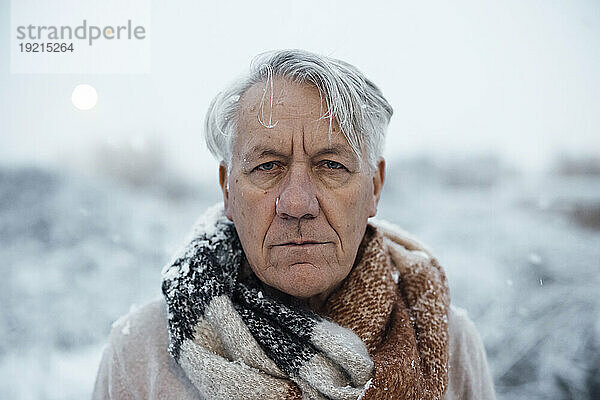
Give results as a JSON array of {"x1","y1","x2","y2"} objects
[{"x1": 322, "y1": 223, "x2": 450, "y2": 400}]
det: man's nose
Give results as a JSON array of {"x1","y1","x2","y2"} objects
[{"x1": 275, "y1": 167, "x2": 319, "y2": 220}]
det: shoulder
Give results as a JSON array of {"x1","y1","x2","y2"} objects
[
  {"x1": 448, "y1": 305, "x2": 481, "y2": 349},
  {"x1": 108, "y1": 297, "x2": 168, "y2": 354},
  {"x1": 445, "y1": 305, "x2": 497, "y2": 400},
  {"x1": 93, "y1": 297, "x2": 200, "y2": 399},
  {"x1": 367, "y1": 219, "x2": 496, "y2": 399},
  {"x1": 98, "y1": 298, "x2": 170, "y2": 394}
]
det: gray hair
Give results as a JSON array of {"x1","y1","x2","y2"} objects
[{"x1": 204, "y1": 49, "x2": 393, "y2": 171}]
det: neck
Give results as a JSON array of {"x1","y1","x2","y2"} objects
[{"x1": 304, "y1": 281, "x2": 343, "y2": 315}]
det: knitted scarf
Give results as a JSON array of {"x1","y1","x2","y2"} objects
[{"x1": 161, "y1": 205, "x2": 450, "y2": 399}]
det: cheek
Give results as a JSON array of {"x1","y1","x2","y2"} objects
[
  {"x1": 317, "y1": 183, "x2": 371, "y2": 262},
  {"x1": 321, "y1": 185, "x2": 369, "y2": 228},
  {"x1": 230, "y1": 186, "x2": 277, "y2": 256}
]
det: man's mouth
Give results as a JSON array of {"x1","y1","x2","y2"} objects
[{"x1": 273, "y1": 241, "x2": 330, "y2": 247}]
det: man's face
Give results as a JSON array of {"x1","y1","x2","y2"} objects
[{"x1": 219, "y1": 78, "x2": 384, "y2": 299}]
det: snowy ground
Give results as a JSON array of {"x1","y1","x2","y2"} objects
[{"x1": 1, "y1": 156, "x2": 598, "y2": 399}]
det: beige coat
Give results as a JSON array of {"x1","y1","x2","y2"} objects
[{"x1": 92, "y1": 297, "x2": 496, "y2": 399}]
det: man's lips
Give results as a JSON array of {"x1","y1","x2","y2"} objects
[{"x1": 272, "y1": 241, "x2": 331, "y2": 247}]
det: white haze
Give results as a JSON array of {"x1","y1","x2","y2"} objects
[{"x1": 1, "y1": 0, "x2": 599, "y2": 188}]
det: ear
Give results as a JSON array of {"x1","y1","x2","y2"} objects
[
  {"x1": 218, "y1": 162, "x2": 233, "y2": 221},
  {"x1": 368, "y1": 158, "x2": 385, "y2": 218}
]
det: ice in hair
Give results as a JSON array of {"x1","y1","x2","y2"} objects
[{"x1": 203, "y1": 49, "x2": 394, "y2": 171}]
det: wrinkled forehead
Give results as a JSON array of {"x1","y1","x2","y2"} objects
[
  {"x1": 233, "y1": 78, "x2": 354, "y2": 159},
  {"x1": 238, "y1": 78, "x2": 326, "y2": 120}
]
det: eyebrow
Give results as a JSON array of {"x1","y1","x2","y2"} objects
[
  {"x1": 311, "y1": 144, "x2": 354, "y2": 159},
  {"x1": 244, "y1": 145, "x2": 289, "y2": 162}
]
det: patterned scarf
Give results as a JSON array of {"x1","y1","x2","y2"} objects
[{"x1": 161, "y1": 205, "x2": 450, "y2": 399}]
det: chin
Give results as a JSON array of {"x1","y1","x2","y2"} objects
[
  {"x1": 276, "y1": 263, "x2": 332, "y2": 299},
  {"x1": 281, "y1": 285, "x2": 323, "y2": 299}
]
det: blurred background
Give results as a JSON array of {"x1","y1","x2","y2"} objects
[{"x1": 1, "y1": 0, "x2": 599, "y2": 398}]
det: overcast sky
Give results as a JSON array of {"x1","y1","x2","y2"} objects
[{"x1": 1, "y1": 0, "x2": 599, "y2": 184}]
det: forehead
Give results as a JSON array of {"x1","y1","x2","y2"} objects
[
  {"x1": 234, "y1": 78, "x2": 353, "y2": 157},
  {"x1": 239, "y1": 78, "x2": 325, "y2": 121}
]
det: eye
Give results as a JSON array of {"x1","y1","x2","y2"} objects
[
  {"x1": 256, "y1": 161, "x2": 277, "y2": 171},
  {"x1": 323, "y1": 160, "x2": 345, "y2": 170}
]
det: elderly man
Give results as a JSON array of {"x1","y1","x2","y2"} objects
[{"x1": 93, "y1": 49, "x2": 496, "y2": 399}]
